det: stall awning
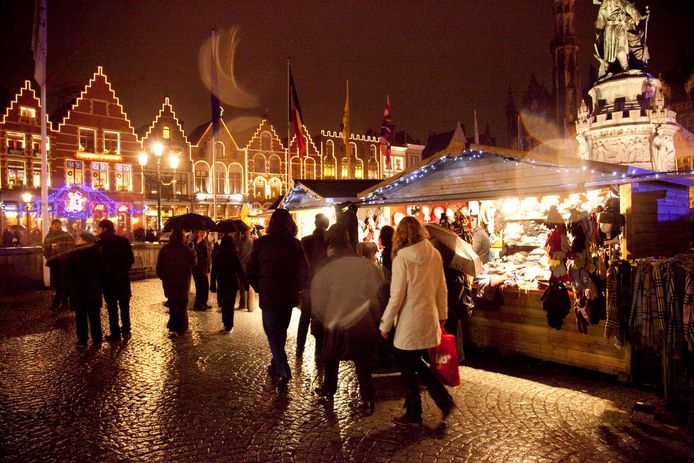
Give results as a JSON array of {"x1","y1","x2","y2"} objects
[
  {"x1": 281, "y1": 179, "x2": 381, "y2": 211},
  {"x1": 358, "y1": 145, "x2": 694, "y2": 205}
]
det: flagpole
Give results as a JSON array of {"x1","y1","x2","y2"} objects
[
  {"x1": 474, "y1": 110, "x2": 480, "y2": 145},
  {"x1": 287, "y1": 59, "x2": 291, "y2": 184},
  {"x1": 345, "y1": 79, "x2": 351, "y2": 178},
  {"x1": 211, "y1": 29, "x2": 217, "y2": 220},
  {"x1": 34, "y1": 0, "x2": 49, "y2": 286}
]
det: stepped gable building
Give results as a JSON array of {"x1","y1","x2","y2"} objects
[
  {"x1": 189, "y1": 116, "x2": 247, "y2": 218},
  {"x1": 245, "y1": 117, "x2": 290, "y2": 208},
  {"x1": 50, "y1": 66, "x2": 143, "y2": 235},
  {"x1": 137, "y1": 97, "x2": 193, "y2": 230},
  {"x1": 285, "y1": 121, "x2": 321, "y2": 184},
  {"x1": 422, "y1": 122, "x2": 496, "y2": 159},
  {"x1": 0, "y1": 80, "x2": 55, "y2": 232}
]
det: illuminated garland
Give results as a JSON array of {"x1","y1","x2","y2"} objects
[{"x1": 36, "y1": 185, "x2": 119, "y2": 220}]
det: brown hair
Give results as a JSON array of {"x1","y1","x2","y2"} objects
[{"x1": 392, "y1": 216, "x2": 428, "y2": 259}]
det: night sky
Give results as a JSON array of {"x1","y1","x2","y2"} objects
[{"x1": 1, "y1": 1, "x2": 692, "y2": 146}]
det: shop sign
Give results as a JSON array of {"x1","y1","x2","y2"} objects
[{"x1": 65, "y1": 191, "x2": 87, "y2": 213}]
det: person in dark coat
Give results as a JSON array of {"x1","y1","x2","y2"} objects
[
  {"x1": 297, "y1": 213, "x2": 329, "y2": 356},
  {"x1": 379, "y1": 225, "x2": 395, "y2": 280},
  {"x1": 96, "y1": 219, "x2": 134, "y2": 341},
  {"x1": 65, "y1": 232, "x2": 103, "y2": 347},
  {"x1": 212, "y1": 235, "x2": 246, "y2": 333},
  {"x1": 236, "y1": 228, "x2": 253, "y2": 310},
  {"x1": 43, "y1": 219, "x2": 75, "y2": 312},
  {"x1": 246, "y1": 208, "x2": 309, "y2": 387},
  {"x1": 311, "y1": 223, "x2": 384, "y2": 415},
  {"x1": 157, "y1": 228, "x2": 197, "y2": 337},
  {"x1": 2, "y1": 228, "x2": 14, "y2": 247},
  {"x1": 191, "y1": 230, "x2": 211, "y2": 310}
]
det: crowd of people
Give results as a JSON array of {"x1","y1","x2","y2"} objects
[{"x1": 41, "y1": 209, "x2": 460, "y2": 426}]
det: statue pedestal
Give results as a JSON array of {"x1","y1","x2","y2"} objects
[{"x1": 576, "y1": 74, "x2": 679, "y2": 172}]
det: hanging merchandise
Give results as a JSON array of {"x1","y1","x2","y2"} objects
[
  {"x1": 544, "y1": 205, "x2": 570, "y2": 283},
  {"x1": 541, "y1": 279, "x2": 571, "y2": 330}
]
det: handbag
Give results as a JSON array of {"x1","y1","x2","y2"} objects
[{"x1": 428, "y1": 324, "x2": 460, "y2": 387}]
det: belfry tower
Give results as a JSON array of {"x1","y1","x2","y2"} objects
[{"x1": 551, "y1": 0, "x2": 580, "y2": 134}]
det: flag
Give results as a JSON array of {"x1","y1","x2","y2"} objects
[
  {"x1": 342, "y1": 82, "x2": 349, "y2": 148},
  {"x1": 32, "y1": 0, "x2": 47, "y2": 87},
  {"x1": 289, "y1": 66, "x2": 306, "y2": 154},
  {"x1": 210, "y1": 30, "x2": 221, "y2": 135},
  {"x1": 379, "y1": 96, "x2": 393, "y2": 168}
]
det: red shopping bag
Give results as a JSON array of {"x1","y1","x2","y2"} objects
[{"x1": 428, "y1": 324, "x2": 460, "y2": 387}]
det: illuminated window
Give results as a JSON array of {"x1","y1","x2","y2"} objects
[
  {"x1": 261, "y1": 133, "x2": 271, "y2": 151},
  {"x1": 6, "y1": 132, "x2": 25, "y2": 152},
  {"x1": 269, "y1": 178, "x2": 282, "y2": 198},
  {"x1": 7, "y1": 161, "x2": 25, "y2": 188},
  {"x1": 163, "y1": 126, "x2": 171, "y2": 140},
  {"x1": 65, "y1": 160, "x2": 83, "y2": 186},
  {"x1": 268, "y1": 155, "x2": 281, "y2": 173},
  {"x1": 290, "y1": 157, "x2": 301, "y2": 180},
  {"x1": 323, "y1": 157, "x2": 335, "y2": 178},
  {"x1": 354, "y1": 160, "x2": 363, "y2": 179},
  {"x1": 115, "y1": 163, "x2": 132, "y2": 191},
  {"x1": 194, "y1": 165, "x2": 210, "y2": 193},
  {"x1": 229, "y1": 164, "x2": 243, "y2": 194},
  {"x1": 304, "y1": 158, "x2": 316, "y2": 179},
  {"x1": 91, "y1": 161, "x2": 108, "y2": 189},
  {"x1": 393, "y1": 157, "x2": 404, "y2": 172},
  {"x1": 367, "y1": 157, "x2": 379, "y2": 179},
  {"x1": 215, "y1": 141, "x2": 225, "y2": 159},
  {"x1": 175, "y1": 173, "x2": 188, "y2": 195},
  {"x1": 31, "y1": 135, "x2": 49, "y2": 153},
  {"x1": 253, "y1": 154, "x2": 266, "y2": 173},
  {"x1": 103, "y1": 131, "x2": 120, "y2": 154},
  {"x1": 215, "y1": 165, "x2": 226, "y2": 194},
  {"x1": 341, "y1": 158, "x2": 349, "y2": 179},
  {"x1": 32, "y1": 164, "x2": 41, "y2": 188},
  {"x1": 253, "y1": 177, "x2": 267, "y2": 199},
  {"x1": 20, "y1": 106, "x2": 36, "y2": 120},
  {"x1": 78, "y1": 128, "x2": 96, "y2": 152}
]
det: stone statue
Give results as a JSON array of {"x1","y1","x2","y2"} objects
[
  {"x1": 576, "y1": 134, "x2": 590, "y2": 160},
  {"x1": 594, "y1": 0, "x2": 650, "y2": 78},
  {"x1": 651, "y1": 126, "x2": 674, "y2": 172}
]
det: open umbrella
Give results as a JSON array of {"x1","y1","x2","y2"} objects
[
  {"x1": 161, "y1": 213, "x2": 215, "y2": 233},
  {"x1": 424, "y1": 223, "x2": 483, "y2": 276},
  {"x1": 214, "y1": 219, "x2": 249, "y2": 233}
]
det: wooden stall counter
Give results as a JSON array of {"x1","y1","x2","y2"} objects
[{"x1": 465, "y1": 286, "x2": 631, "y2": 379}]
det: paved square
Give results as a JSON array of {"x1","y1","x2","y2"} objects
[{"x1": 1, "y1": 280, "x2": 693, "y2": 462}]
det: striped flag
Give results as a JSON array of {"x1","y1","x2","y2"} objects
[
  {"x1": 379, "y1": 96, "x2": 392, "y2": 168},
  {"x1": 289, "y1": 66, "x2": 306, "y2": 154},
  {"x1": 32, "y1": 0, "x2": 47, "y2": 87}
]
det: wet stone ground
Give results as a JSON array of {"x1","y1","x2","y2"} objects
[{"x1": 1, "y1": 279, "x2": 693, "y2": 462}]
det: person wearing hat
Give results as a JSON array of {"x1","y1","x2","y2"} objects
[
  {"x1": 97, "y1": 219, "x2": 134, "y2": 341},
  {"x1": 65, "y1": 232, "x2": 103, "y2": 347}
]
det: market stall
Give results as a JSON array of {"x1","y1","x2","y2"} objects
[{"x1": 359, "y1": 145, "x2": 692, "y2": 378}]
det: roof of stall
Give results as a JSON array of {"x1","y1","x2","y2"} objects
[
  {"x1": 358, "y1": 144, "x2": 693, "y2": 205},
  {"x1": 281, "y1": 179, "x2": 382, "y2": 211}
]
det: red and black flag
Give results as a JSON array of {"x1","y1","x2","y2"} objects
[
  {"x1": 379, "y1": 96, "x2": 393, "y2": 168},
  {"x1": 289, "y1": 66, "x2": 306, "y2": 154}
]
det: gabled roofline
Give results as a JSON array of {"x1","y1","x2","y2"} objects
[
  {"x1": 141, "y1": 97, "x2": 192, "y2": 148},
  {"x1": 1, "y1": 80, "x2": 54, "y2": 132}
]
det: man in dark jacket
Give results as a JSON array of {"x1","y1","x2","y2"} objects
[
  {"x1": 43, "y1": 219, "x2": 75, "y2": 312},
  {"x1": 211, "y1": 235, "x2": 246, "y2": 333},
  {"x1": 97, "y1": 219, "x2": 134, "y2": 341},
  {"x1": 157, "y1": 228, "x2": 197, "y2": 337},
  {"x1": 191, "y1": 230, "x2": 211, "y2": 310},
  {"x1": 297, "y1": 213, "x2": 329, "y2": 356},
  {"x1": 65, "y1": 232, "x2": 103, "y2": 347},
  {"x1": 247, "y1": 209, "x2": 309, "y2": 387}
]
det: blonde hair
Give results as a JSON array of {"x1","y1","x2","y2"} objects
[{"x1": 392, "y1": 216, "x2": 429, "y2": 258}]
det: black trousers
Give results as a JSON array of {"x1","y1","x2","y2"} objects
[
  {"x1": 324, "y1": 358, "x2": 373, "y2": 400},
  {"x1": 50, "y1": 266, "x2": 69, "y2": 309},
  {"x1": 296, "y1": 303, "x2": 311, "y2": 351},
  {"x1": 193, "y1": 273, "x2": 209, "y2": 308},
  {"x1": 262, "y1": 307, "x2": 293, "y2": 377},
  {"x1": 75, "y1": 305, "x2": 102, "y2": 344},
  {"x1": 397, "y1": 348, "x2": 454, "y2": 417},
  {"x1": 167, "y1": 298, "x2": 189, "y2": 334},
  {"x1": 105, "y1": 293, "x2": 130, "y2": 337},
  {"x1": 220, "y1": 289, "x2": 238, "y2": 330}
]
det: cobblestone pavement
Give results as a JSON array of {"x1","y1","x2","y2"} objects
[{"x1": 1, "y1": 279, "x2": 693, "y2": 463}]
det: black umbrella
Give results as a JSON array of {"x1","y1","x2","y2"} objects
[
  {"x1": 161, "y1": 213, "x2": 215, "y2": 233},
  {"x1": 214, "y1": 219, "x2": 249, "y2": 233}
]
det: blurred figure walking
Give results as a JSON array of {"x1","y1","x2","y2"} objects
[
  {"x1": 65, "y1": 232, "x2": 103, "y2": 347},
  {"x1": 247, "y1": 209, "x2": 308, "y2": 387},
  {"x1": 157, "y1": 228, "x2": 197, "y2": 337},
  {"x1": 43, "y1": 219, "x2": 75, "y2": 312},
  {"x1": 191, "y1": 230, "x2": 211, "y2": 310},
  {"x1": 212, "y1": 235, "x2": 246, "y2": 333}
]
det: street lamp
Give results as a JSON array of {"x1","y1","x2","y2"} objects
[
  {"x1": 139, "y1": 142, "x2": 179, "y2": 238},
  {"x1": 21, "y1": 192, "x2": 32, "y2": 241}
]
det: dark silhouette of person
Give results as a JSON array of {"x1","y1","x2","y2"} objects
[
  {"x1": 157, "y1": 228, "x2": 197, "y2": 337},
  {"x1": 65, "y1": 232, "x2": 103, "y2": 347},
  {"x1": 43, "y1": 219, "x2": 75, "y2": 312}
]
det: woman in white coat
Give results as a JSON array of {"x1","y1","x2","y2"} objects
[{"x1": 380, "y1": 216, "x2": 455, "y2": 426}]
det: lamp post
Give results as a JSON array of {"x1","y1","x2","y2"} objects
[
  {"x1": 22, "y1": 192, "x2": 32, "y2": 243},
  {"x1": 137, "y1": 151, "x2": 148, "y2": 233},
  {"x1": 139, "y1": 142, "x2": 179, "y2": 239}
]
